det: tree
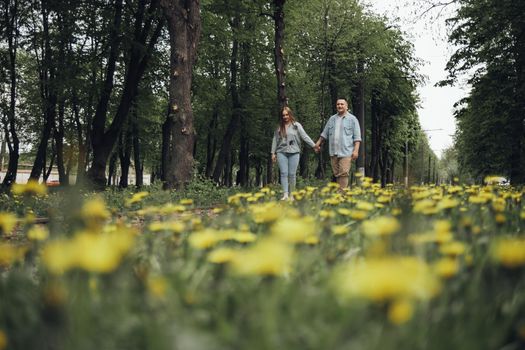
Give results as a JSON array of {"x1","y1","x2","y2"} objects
[{"x1": 160, "y1": 0, "x2": 201, "y2": 189}]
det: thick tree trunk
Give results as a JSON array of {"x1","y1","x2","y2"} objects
[
  {"x1": 107, "y1": 151, "x2": 118, "y2": 186},
  {"x1": 160, "y1": 0, "x2": 200, "y2": 190},
  {"x1": 30, "y1": 0, "x2": 57, "y2": 181},
  {"x1": 86, "y1": 0, "x2": 123, "y2": 187},
  {"x1": 273, "y1": 0, "x2": 287, "y2": 110},
  {"x1": 1, "y1": 0, "x2": 19, "y2": 189}
]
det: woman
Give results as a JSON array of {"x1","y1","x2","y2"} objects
[{"x1": 271, "y1": 106, "x2": 318, "y2": 200}]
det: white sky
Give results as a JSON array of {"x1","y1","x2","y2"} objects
[{"x1": 367, "y1": 0, "x2": 467, "y2": 158}]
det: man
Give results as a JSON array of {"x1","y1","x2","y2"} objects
[{"x1": 315, "y1": 98, "x2": 362, "y2": 190}]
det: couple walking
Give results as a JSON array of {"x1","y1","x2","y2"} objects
[{"x1": 271, "y1": 98, "x2": 362, "y2": 200}]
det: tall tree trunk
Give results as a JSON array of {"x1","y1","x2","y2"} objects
[
  {"x1": 205, "y1": 107, "x2": 218, "y2": 178},
  {"x1": 30, "y1": 0, "x2": 57, "y2": 181},
  {"x1": 160, "y1": 0, "x2": 200, "y2": 190},
  {"x1": 88, "y1": 0, "x2": 163, "y2": 188},
  {"x1": 213, "y1": 13, "x2": 241, "y2": 184},
  {"x1": 370, "y1": 92, "x2": 380, "y2": 182},
  {"x1": 118, "y1": 126, "x2": 132, "y2": 188},
  {"x1": 354, "y1": 60, "x2": 366, "y2": 175},
  {"x1": 273, "y1": 0, "x2": 287, "y2": 110},
  {"x1": 1, "y1": 0, "x2": 19, "y2": 189},
  {"x1": 237, "y1": 18, "x2": 252, "y2": 187},
  {"x1": 54, "y1": 97, "x2": 68, "y2": 185},
  {"x1": 107, "y1": 151, "x2": 118, "y2": 186},
  {"x1": 132, "y1": 109, "x2": 143, "y2": 187}
]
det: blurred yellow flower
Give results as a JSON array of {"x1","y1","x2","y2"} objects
[
  {"x1": 271, "y1": 217, "x2": 317, "y2": 243},
  {"x1": 439, "y1": 241, "x2": 466, "y2": 256},
  {"x1": 147, "y1": 275, "x2": 168, "y2": 299},
  {"x1": 388, "y1": 299, "x2": 414, "y2": 325},
  {"x1": 41, "y1": 230, "x2": 135, "y2": 274},
  {"x1": 229, "y1": 238, "x2": 294, "y2": 277},
  {"x1": 361, "y1": 216, "x2": 400, "y2": 237},
  {"x1": 437, "y1": 197, "x2": 459, "y2": 210},
  {"x1": 250, "y1": 203, "x2": 281, "y2": 223},
  {"x1": 434, "y1": 258, "x2": 459, "y2": 279},
  {"x1": 349, "y1": 210, "x2": 368, "y2": 221},
  {"x1": 333, "y1": 256, "x2": 441, "y2": 302},
  {"x1": 125, "y1": 191, "x2": 149, "y2": 206},
  {"x1": 188, "y1": 229, "x2": 221, "y2": 249},
  {"x1": 148, "y1": 221, "x2": 185, "y2": 233},
  {"x1": 495, "y1": 213, "x2": 506, "y2": 224},
  {"x1": 208, "y1": 247, "x2": 237, "y2": 264},
  {"x1": 232, "y1": 232, "x2": 257, "y2": 243},
  {"x1": 80, "y1": 197, "x2": 110, "y2": 223},
  {"x1": 491, "y1": 238, "x2": 525, "y2": 268},
  {"x1": 319, "y1": 210, "x2": 336, "y2": 219},
  {"x1": 11, "y1": 179, "x2": 47, "y2": 196},
  {"x1": 355, "y1": 201, "x2": 374, "y2": 211},
  {"x1": 0, "y1": 329, "x2": 7, "y2": 350},
  {"x1": 180, "y1": 198, "x2": 193, "y2": 205},
  {"x1": 27, "y1": 225, "x2": 49, "y2": 241},
  {"x1": 0, "y1": 212, "x2": 17, "y2": 235},
  {"x1": 0, "y1": 243, "x2": 27, "y2": 267},
  {"x1": 332, "y1": 225, "x2": 350, "y2": 235}
]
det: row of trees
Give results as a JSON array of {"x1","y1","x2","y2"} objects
[
  {"x1": 1, "y1": 0, "x2": 434, "y2": 190},
  {"x1": 442, "y1": 0, "x2": 525, "y2": 184}
]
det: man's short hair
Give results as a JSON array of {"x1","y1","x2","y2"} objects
[{"x1": 336, "y1": 97, "x2": 348, "y2": 103}]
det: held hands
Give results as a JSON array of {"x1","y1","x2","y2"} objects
[
  {"x1": 313, "y1": 145, "x2": 321, "y2": 153},
  {"x1": 271, "y1": 153, "x2": 277, "y2": 163}
]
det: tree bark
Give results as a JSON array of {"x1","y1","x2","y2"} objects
[
  {"x1": 160, "y1": 0, "x2": 201, "y2": 190},
  {"x1": 118, "y1": 126, "x2": 132, "y2": 188},
  {"x1": 1, "y1": 0, "x2": 20, "y2": 189},
  {"x1": 30, "y1": 0, "x2": 57, "y2": 181},
  {"x1": 132, "y1": 109, "x2": 143, "y2": 187}
]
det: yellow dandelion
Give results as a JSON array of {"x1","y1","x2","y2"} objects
[
  {"x1": 439, "y1": 241, "x2": 466, "y2": 256},
  {"x1": 361, "y1": 216, "x2": 400, "y2": 237},
  {"x1": 147, "y1": 276, "x2": 168, "y2": 299},
  {"x1": 208, "y1": 247, "x2": 237, "y2": 264},
  {"x1": 332, "y1": 256, "x2": 441, "y2": 302},
  {"x1": 495, "y1": 213, "x2": 506, "y2": 224},
  {"x1": 229, "y1": 238, "x2": 294, "y2": 277},
  {"x1": 319, "y1": 210, "x2": 336, "y2": 219},
  {"x1": 332, "y1": 225, "x2": 350, "y2": 235},
  {"x1": 0, "y1": 329, "x2": 7, "y2": 350},
  {"x1": 188, "y1": 229, "x2": 221, "y2": 249},
  {"x1": 0, "y1": 243, "x2": 27, "y2": 267},
  {"x1": 80, "y1": 197, "x2": 110, "y2": 223},
  {"x1": 271, "y1": 217, "x2": 317, "y2": 243},
  {"x1": 434, "y1": 258, "x2": 460, "y2": 279},
  {"x1": 388, "y1": 299, "x2": 414, "y2": 325},
  {"x1": 0, "y1": 212, "x2": 17, "y2": 236},
  {"x1": 125, "y1": 191, "x2": 149, "y2": 206},
  {"x1": 491, "y1": 238, "x2": 525, "y2": 268},
  {"x1": 355, "y1": 201, "x2": 374, "y2": 211},
  {"x1": 27, "y1": 225, "x2": 49, "y2": 241},
  {"x1": 11, "y1": 179, "x2": 47, "y2": 196},
  {"x1": 180, "y1": 198, "x2": 193, "y2": 205}
]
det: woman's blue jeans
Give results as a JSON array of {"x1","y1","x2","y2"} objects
[{"x1": 277, "y1": 152, "x2": 300, "y2": 194}]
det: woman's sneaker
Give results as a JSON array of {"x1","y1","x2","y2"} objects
[{"x1": 280, "y1": 193, "x2": 289, "y2": 200}]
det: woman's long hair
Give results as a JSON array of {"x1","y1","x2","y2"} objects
[{"x1": 278, "y1": 106, "x2": 296, "y2": 137}]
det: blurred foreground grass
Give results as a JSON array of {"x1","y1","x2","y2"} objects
[{"x1": 1, "y1": 176, "x2": 525, "y2": 350}]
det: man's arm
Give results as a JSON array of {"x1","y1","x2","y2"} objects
[{"x1": 351, "y1": 141, "x2": 361, "y2": 160}]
